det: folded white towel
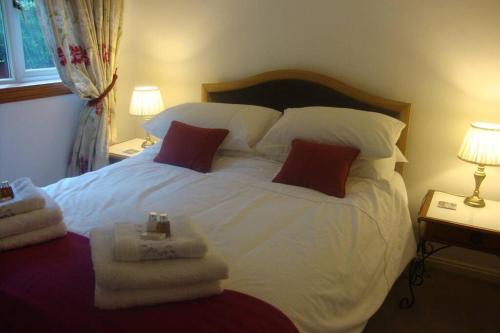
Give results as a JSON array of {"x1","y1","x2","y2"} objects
[
  {"x1": 0, "y1": 193, "x2": 62, "y2": 239},
  {"x1": 90, "y1": 228, "x2": 228, "y2": 290},
  {"x1": 113, "y1": 217, "x2": 208, "y2": 261},
  {"x1": 0, "y1": 221, "x2": 66, "y2": 252},
  {"x1": 0, "y1": 178, "x2": 46, "y2": 218},
  {"x1": 95, "y1": 281, "x2": 222, "y2": 310}
]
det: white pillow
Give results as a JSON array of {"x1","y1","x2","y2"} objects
[
  {"x1": 350, "y1": 147, "x2": 408, "y2": 181},
  {"x1": 350, "y1": 157, "x2": 395, "y2": 181},
  {"x1": 395, "y1": 146, "x2": 408, "y2": 163},
  {"x1": 143, "y1": 103, "x2": 282, "y2": 152},
  {"x1": 256, "y1": 106, "x2": 406, "y2": 160}
]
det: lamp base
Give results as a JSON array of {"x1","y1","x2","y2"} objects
[
  {"x1": 141, "y1": 133, "x2": 155, "y2": 148},
  {"x1": 464, "y1": 195, "x2": 485, "y2": 208},
  {"x1": 464, "y1": 164, "x2": 486, "y2": 208}
]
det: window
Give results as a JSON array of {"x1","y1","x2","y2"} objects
[{"x1": 0, "y1": 0, "x2": 59, "y2": 85}]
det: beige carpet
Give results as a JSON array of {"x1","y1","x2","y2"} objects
[{"x1": 364, "y1": 267, "x2": 500, "y2": 333}]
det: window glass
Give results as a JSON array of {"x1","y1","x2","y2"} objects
[
  {"x1": 18, "y1": 0, "x2": 53, "y2": 70},
  {"x1": 0, "y1": 3, "x2": 11, "y2": 79}
]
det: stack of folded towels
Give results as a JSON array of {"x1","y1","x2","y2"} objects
[
  {"x1": 0, "y1": 178, "x2": 66, "y2": 252},
  {"x1": 90, "y1": 216, "x2": 229, "y2": 309}
]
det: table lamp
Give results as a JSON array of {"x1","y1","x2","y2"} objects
[
  {"x1": 129, "y1": 86, "x2": 164, "y2": 148},
  {"x1": 457, "y1": 122, "x2": 500, "y2": 208}
]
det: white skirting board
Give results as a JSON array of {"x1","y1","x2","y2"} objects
[{"x1": 427, "y1": 256, "x2": 500, "y2": 284}]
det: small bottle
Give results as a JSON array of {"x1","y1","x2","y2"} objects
[
  {"x1": 146, "y1": 212, "x2": 158, "y2": 232},
  {"x1": 0, "y1": 181, "x2": 14, "y2": 201},
  {"x1": 156, "y1": 213, "x2": 171, "y2": 237}
]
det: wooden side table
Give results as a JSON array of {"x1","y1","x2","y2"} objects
[
  {"x1": 108, "y1": 138, "x2": 145, "y2": 163},
  {"x1": 420, "y1": 190, "x2": 500, "y2": 254},
  {"x1": 400, "y1": 190, "x2": 500, "y2": 308}
]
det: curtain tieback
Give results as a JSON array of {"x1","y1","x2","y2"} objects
[{"x1": 87, "y1": 69, "x2": 118, "y2": 108}]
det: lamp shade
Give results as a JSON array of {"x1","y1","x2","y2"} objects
[
  {"x1": 129, "y1": 86, "x2": 164, "y2": 117},
  {"x1": 458, "y1": 122, "x2": 500, "y2": 166}
]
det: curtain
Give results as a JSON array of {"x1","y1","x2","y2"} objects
[{"x1": 36, "y1": 0, "x2": 124, "y2": 176}]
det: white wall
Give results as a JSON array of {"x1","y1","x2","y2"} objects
[
  {"x1": 0, "y1": 94, "x2": 82, "y2": 186},
  {"x1": 116, "y1": 0, "x2": 500, "y2": 271}
]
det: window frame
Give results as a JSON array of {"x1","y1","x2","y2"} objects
[
  {"x1": 0, "y1": 0, "x2": 68, "y2": 101},
  {"x1": 0, "y1": 81, "x2": 71, "y2": 103}
]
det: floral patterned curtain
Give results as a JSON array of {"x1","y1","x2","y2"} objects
[{"x1": 35, "y1": 0, "x2": 124, "y2": 176}]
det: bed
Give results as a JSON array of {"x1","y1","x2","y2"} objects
[{"x1": 2, "y1": 70, "x2": 416, "y2": 333}]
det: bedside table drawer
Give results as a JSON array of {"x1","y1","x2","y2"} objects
[
  {"x1": 109, "y1": 156, "x2": 124, "y2": 164},
  {"x1": 424, "y1": 222, "x2": 500, "y2": 255}
]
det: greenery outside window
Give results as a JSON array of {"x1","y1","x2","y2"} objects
[{"x1": 0, "y1": 0, "x2": 59, "y2": 85}]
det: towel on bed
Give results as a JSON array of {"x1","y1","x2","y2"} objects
[
  {"x1": 0, "y1": 178, "x2": 46, "y2": 218},
  {"x1": 0, "y1": 193, "x2": 62, "y2": 239},
  {"x1": 95, "y1": 281, "x2": 222, "y2": 310},
  {"x1": 113, "y1": 217, "x2": 208, "y2": 261},
  {"x1": 0, "y1": 221, "x2": 67, "y2": 252},
  {"x1": 90, "y1": 228, "x2": 228, "y2": 290}
]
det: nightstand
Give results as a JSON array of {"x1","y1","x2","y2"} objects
[
  {"x1": 419, "y1": 190, "x2": 500, "y2": 255},
  {"x1": 108, "y1": 138, "x2": 145, "y2": 163},
  {"x1": 400, "y1": 190, "x2": 500, "y2": 308}
]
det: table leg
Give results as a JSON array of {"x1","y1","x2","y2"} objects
[{"x1": 399, "y1": 240, "x2": 450, "y2": 309}]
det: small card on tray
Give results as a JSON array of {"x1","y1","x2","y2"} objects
[
  {"x1": 123, "y1": 148, "x2": 140, "y2": 155},
  {"x1": 437, "y1": 201, "x2": 457, "y2": 210}
]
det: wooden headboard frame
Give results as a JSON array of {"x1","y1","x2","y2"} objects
[{"x1": 202, "y1": 69, "x2": 411, "y2": 174}]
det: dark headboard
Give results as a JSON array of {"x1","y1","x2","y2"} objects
[{"x1": 202, "y1": 69, "x2": 411, "y2": 174}]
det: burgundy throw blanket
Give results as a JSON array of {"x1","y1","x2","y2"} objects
[{"x1": 0, "y1": 232, "x2": 298, "y2": 333}]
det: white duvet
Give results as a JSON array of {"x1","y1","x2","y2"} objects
[{"x1": 44, "y1": 145, "x2": 416, "y2": 333}]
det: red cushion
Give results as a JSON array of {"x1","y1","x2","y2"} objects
[
  {"x1": 272, "y1": 139, "x2": 360, "y2": 198},
  {"x1": 154, "y1": 121, "x2": 229, "y2": 173}
]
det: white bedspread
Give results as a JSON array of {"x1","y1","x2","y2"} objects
[{"x1": 44, "y1": 145, "x2": 416, "y2": 333}]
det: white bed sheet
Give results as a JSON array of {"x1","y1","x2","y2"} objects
[{"x1": 44, "y1": 145, "x2": 416, "y2": 333}]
